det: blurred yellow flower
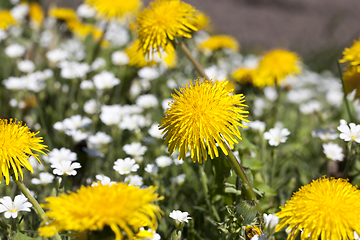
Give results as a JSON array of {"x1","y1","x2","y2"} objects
[
  {"x1": 85, "y1": 0, "x2": 141, "y2": 20},
  {"x1": 0, "y1": 10, "x2": 16, "y2": 30},
  {"x1": 245, "y1": 226, "x2": 262, "y2": 239},
  {"x1": 159, "y1": 79, "x2": 249, "y2": 163},
  {"x1": 137, "y1": 0, "x2": 198, "y2": 58},
  {"x1": 193, "y1": 11, "x2": 211, "y2": 30},
  {"x1": 50, "y1": 8, "x2": 78, "y2": 21},
  {"x1": 232, "y1": 67, "x2": 256, "y2": 85},
  {"x1": 253, "y1": 49, "x2": 301, "y2": 88},
  {"x1": 276, "y1": 177, "x2": 360, "y2": 240},
  {"x1": 29, "y1": 2, "x2": 44, "y2": 27},
  {"x1": 340, "y1": 39, "x2": 360, "y2": 72},
  {"x1": 66, "y1": 19, "x2": 94, "y2": 37},
  {"x1": 200, "y1": 35, "x2": 239, "y2": 52},
  {"x1": 0, "y1": 119, "x2": 47, "y2": 184},
  {"x1": 39, "y1": 183, "x2": 163, "y2": 240},
  {"x1": 343, "y1": 67, "x2": 360, "y2": 99},
  {"x1": 126, "y1": 39, "x2": 157, "y2": 68}
]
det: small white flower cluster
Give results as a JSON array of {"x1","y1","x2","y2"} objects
[
  {"x1": 3, "y1": 69, "x2": 53, "y2": 92},
  {"x1": 264, "y1": 124, "x2": 290, "y2": 147},
  {"x1": 44, "y1": 148, "x2": 81, "y2": 176}
]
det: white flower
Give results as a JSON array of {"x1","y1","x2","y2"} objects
[
  {"x1": 287, "y1": 89, "x2": 313, "y2": 103},
  {"x1": 249, "y1": 120, "x2": 266, "y2": 133},
  {"x1": 79, "y1": 80, "x2": 94, "y2": 90},
  {"x1": 136, "y1": 94, "x2": 158, "y2": 109},
  {"x1": 0, "y1": 29, "x2": 8, "y2": 42},
  {"x1": 76, "y1": 3, "x2": 97, "y2": 18},
  {"x1": 45, "y1": 148, "x2": 77, "y2": 164},
  {"x1": 148, "y1": 123, "x2": 163, "y2": 139},
  {"x1": 88, "y1": 132, "x2": 112, "y2": 148},
  {"x1": 17, "y1": 60, "x2": 35, "y2": 73},
  {"x1": 63, "y1": 115, "x2": 92, "y2": 130},
  {"x1": 326, "y1": 89, "x2": 343, "y2": 108},
  {"x1": 161, "y1": 98, "x2": 172, "y2": 111},
  {"x1": 204, "y1": 65, "x2": 227, "y2": 81},
  {"x1": 91, "y1": 174, "x2": 116, "y2": 186},
  {"x1": 58, "y1": 61, "x2": 90, "y2": 79},
  {"x1": 100, "y1": 104, "x2": 123, "y2": 125},
  {"x1": 138, "y1": 67, "x2": 160, "y2": 80},
  {"x1": 111, "y1": 51, "x2": 129, "y2": 65},
  {"x1": 5, "y1": 44, "x2": 25, "y2": 58},
  {"x1": 28, "y1": 156, "x2": 44, "y2": 172},
  {"x1": 263, "y1": 127, "x2": 290, "y2": 146},
  {"x1": 263, "y1": 87, "x2": 278, "y2": 101},
  {"x1": 155, "y1": 156, "x2": 173, "y2": 168},
  {"x1": 31, "y1": 172, "x2": 54, "y2": 185},
  {"x1": 104, "y1": 22, "x2": 130, "y2": 46},
  {"x1": 145, "y1": 164, "x2": 159, "y2": 176},
  {"x1": 323, "y1": 143, "x2": 344, "y2": 161},
  {"x1": 250, "y1": 234, "x2": 266, "y2": 240},
  {"x1": 337, "y1": 122, "x2": 360, "y2": 143},
  {"x1": 354, "y1": 232, "x2": 359, "y2": 240},
  {"x1": 124, "y1": 175, "x2": 143, "y2": 186},
  {"x1": 0, "y1": 195, "x2": 32, "y2": 219},
  {"x1": 65, "y1": 129, "x2": 89, "y2": 142},
  {"x1": 171, "y1": 174, "x2": 186, "y2": 185},
  {"x1": 51, "y1": 160, "x2": 81, "y2": 176},
  {"x1": 299, "y1": 100, "x2": 322, "y2": 115},
  {"x1": 10, "y1": 3, "x2": 29, "y2": 22},
  {"x1": 46, "y1": 49, "x2": 68, "y2": 63},
  {"x1": 91, "y1": 58, "x2": 106, "y2": 71},
  {"x1": 253, "y1": 98, "x2": 265, "y2": 116},
  {"x1": 263, "y1": 213, "x2": 279, "y2": 229},
  {"x1": 169, "y1": 210, "x2": 192, "y2": 224},
  {"x1": 139, "y1": 228, "x2": 161, "y2": 240},
  {"x1": 113, "y1": 158, "x2": 139, "y2": 175},
  {"x1": 123, "y1": 142, "x2": 147, "y2": 156},
  {"x1": 311, "y1": 128, "x2": 338, "y2": 141},
  {"x1": 93, "y1": 71, "x2": 120, "y2": 90},
  {"x1": 84, "y1": 99, "x2": 100, "y2": 114}
]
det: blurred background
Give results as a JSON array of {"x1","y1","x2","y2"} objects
[{"x1": 45, "y1": 0, "x2": 360, "y2": 72}]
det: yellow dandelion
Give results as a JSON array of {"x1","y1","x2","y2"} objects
[
  {"x1": 199, "y1": 35, "x2": 239, "y2": 52},
  {"x1": 38, "y1": 183, "x2": 163, "y2": 240},
  {"x1": 245, "y1": 226, "x2": 262, "y2": 239},
  {"x1": 193, "y1": 11, "x2": 211, "y2": 30},
  {"x1": 0, "y1": 10, "x2": 17, "y2": 30},
  {"x1": 159, "y1": 79, "x2": 249, "y2": 163},
  {"x1": 343, "y1": 67, "x2": 360, "y2": 99},
  {"x1": 66, "y1": 19, "x2": 94, "y2": 38},
  {"x1": 276, "y1": 177, "x2": 360, "y2": 240},
  {"x1": 126, "y1": 39, "x2": 157, "y2": 68},
  {"x1": 85, "y1": 0, "x2": 141, "y2": 20},
  {"x1": 50, "y1": 8, "x2": 78, "y2": 21},
  {"x1": 232, "y1": 67, "x2": 256, "y2": 85},
  {"x1": 0, "y1": 119, "x2": 47, "y2": 184},
  {"x1": 29, "y1": 2, "x2": 44, "y2": 27},
  {"x1": 137, "y1": 0, "x2": 198, "y2": 58},
  {"x1": 340, "y1": 39, "x2": 360, "y2": 72},
  {"x1": 253, "y1": 49, "x2": 301, "y2": 88}
]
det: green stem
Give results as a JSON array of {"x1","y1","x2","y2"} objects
[
  {"x1": 223, "y1": 143, "x2": 257, "y2": 203},
  {"x1": 336, "y1": 61, "x2": 354, "y2": 123},
  {"x1": 270, "y1": 148, "x2": 277, "y2": 188},
  {"x1": 90, "y1": 21, "x2": 109, "y2": 63},
  {"x1": 343, "y1": 141, "x2": 354, "y2": 178},
  {"x1": 14, "y1": 179, "x2": 62, "y2": 240},
  {"x1": 199, "y1": 165, "x2": 221, "y2": 222},
  {"x1": 180, "y1": 41, "x2": 209, "y2": 79}
]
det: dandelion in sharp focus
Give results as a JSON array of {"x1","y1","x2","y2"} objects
[
  {"x1": 159, "y1": 79, "x2": 249, "y2": 163},
  {"x1": 0, "y1": 119, "x2": 47, "y2": 184},
  {"x1": 276, "y1": 177, "x2": 360, "y2": 240}
]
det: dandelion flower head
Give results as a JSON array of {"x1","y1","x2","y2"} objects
[
  {"x1": 85, "y1": 0, "x2": 141, "y2": 20},
  {"x1": 159, "y1": 79, "x2": 249, "y2": 163},
  {"x1": 232, "y1": 67, "x2": 256, "y2": 85},
  {"x1": 340, "y1": 39, "x2": 360, "y2": 72},
  {"x1": 38, "y1": 183, "x2": 163, "y2": 240},
  {"x1": 29, "y1": 2, "x2": 44, "y2": 27},
  {"x1": 0, "y1": 10, "x2": 17, "y2": 30},
  {"x1": 342, "y1": 67, "x2": 360, "y2": 99},
  {"x1": 276, "y1": 177, "x2": 360, "y2": 240},
  {"x1": 199, "y1": 35, "x2": 239, "y2": 52},
  {"x1": 0, "y1": 119, "x2": 47, "y2": 184},
  {"x1": 193, "y1": 11, "x2": 210, "y2": 30},
  {"x1": 126, "y1": 39, "x2": 157, "y2": 68},
  {"x1": 253, "y1": 49, "x2": 301, "y2": 88},
  {"x1": 137, "y1": 0, "x2": 198, "y2": 58},
  {"x1": 49, "y1": 8, "x2": 77, "y2": 21}
]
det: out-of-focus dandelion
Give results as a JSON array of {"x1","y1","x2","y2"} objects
[
  {"x1": 38, "y1": 184, "x2": 163, "y2": 240},
  {"x1": 253, "y1": 49, "x2": 301, "y2": 88},
  {"x1": 85, "y1": 0, "x2": 141, "y2": 20},
  {"x1": 340, "y1": 39, "x2": 360, "y2": 72},
  {"x1": 276, "y1": 177, "x2": 360, "y2": 240},
  {"x1": 199, "y1": 35, "x2": 239, "y2": 52},
  {"x1": 137, "y1": 0, "x2": 198, "y2": 58},
  {"x1": 0, "y1": 10, "x2": 17, "y2": 29},
  {"x1": 160, "y1": 79, "x2": 249, "y2": 162},
  {"x1": 0, "y1": 119, "x2": 47, "y2": 184}
]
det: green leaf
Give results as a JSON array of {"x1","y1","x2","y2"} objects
[
  {"x1": 241, "y1": 156, "x2": 263, "y2": 171},
  {"x1": 254, "y1": 181, "x2": 277, "y2": 196},
  {"x1": 14, "y1": 231, "x2": 42, "y2": 240}
]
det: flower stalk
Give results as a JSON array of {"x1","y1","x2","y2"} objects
[
  {"x1": 14, "y1": 179, "x2": 62, "y2": 240},
  {"x1": 180, "y1": 41, "x2": 209, "y2": 79}
]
